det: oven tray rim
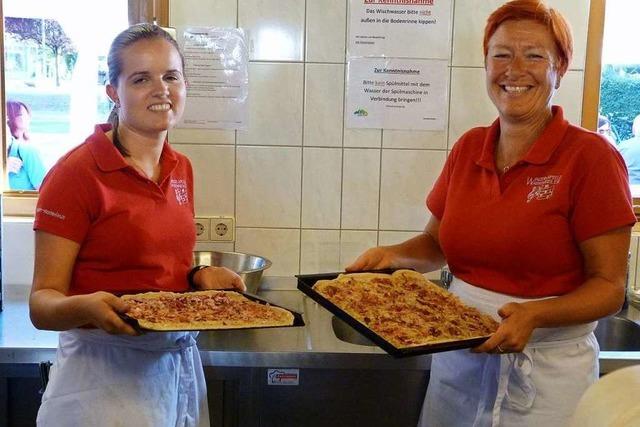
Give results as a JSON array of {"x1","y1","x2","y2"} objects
[
  {"x1": 296, "y1": 270, "x2": 491, "y2": 358},
  {"x1": 120, "y1": 289, "x2": 305, "y2": 332}
]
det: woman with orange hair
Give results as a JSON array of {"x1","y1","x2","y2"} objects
[{"x1": 347, "y1": 1, "x2": 635, "y2": 425}]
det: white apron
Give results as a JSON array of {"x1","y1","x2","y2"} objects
[
  {"x1": 419, "y1": 278, "x2": 599, "y2": 427},
  {"x1": 37, "y1": 329, "x2": 210, "y2": 427}
]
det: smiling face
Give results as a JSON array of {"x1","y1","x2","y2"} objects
[
  {"x1": 485, "y1": 19, "x2": 565, "y2": 124},
  {"x1": 107, "y1": 37, "x2": 186, "y2": 139}
]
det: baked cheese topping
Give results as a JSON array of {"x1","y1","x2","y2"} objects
[
  {"x1": 122, "y1": 290, "x2": 294, "y2": 330},
  {"x1": 313, "y1": 269, "x2": 499, "y2": 348}
]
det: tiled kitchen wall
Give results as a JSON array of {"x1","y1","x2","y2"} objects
[
  {"x1": 0, "y1": 0, "x2": 599, "y2": 286},
  {"x1": 168, "y1": 0, "x2": 591, "y2": 279}
]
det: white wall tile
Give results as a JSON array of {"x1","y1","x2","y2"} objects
[
  {"x1": 378, "y1": 230, "x2": 441, "y2": 280},
  {"x1": 235, "y1": 227, "x2": 300, "y2": 276},
  {"x1": 237, "y1": 62, "x2": 303, "y2": 146},
  {"x1": 170, "y1": 129, "x2": 235, "y2": 145},
  {"x1": 378, "y1": 230, "x2": 422, "y2": 246},
  {"x1": 170, "y1": 0, "x2": 237, "y2": 28},
  {"x1": 304, "y1": 64, "x2": 344, "y2": 148},
  {"x1": 2, "y1": 219, "x2": 34, "y2": 287},
  {"x1": 194, "y1": 241, "x2": 235, "y2": 253},
  {"x1": 306, "y1": 0, "x2": 346, "y2": 63},
  {"x1": 448, "y1": 67, "x2": 496, "y2": 146},
  {"x1": 174, "y1": 144, "x2": 235, "y2": 215},
  {"x1": 452, "y1": 0, "x2": 588, "y2": 70},
  {"x1": 239, "y1": 0, "x2": 305, "y2": 61},
  {"x1": 339, "y1": 230, "x2": 378, "y2": 268},
  {"x1": 236, "y1": 146, "x2": 301, "y2": 227},
  {"x1": 302, "y1": 148, "x2": 342, "y2": 229},
  {"x1": 452, "y1": 0, "x2": 505, "y2": 67},
  {"x1": 300, "y1": 229, "x2": 341, "y2": 274},
  {"x1": 555, "y1": 70, "x2": 584, "y2": 125},
  {"x1": 383, "y1": 129, "x2": 447, "y2": 150},
  {"x1": 344, "y1": 128, "x2": 381, "y2": 148},
  {"x1": 380, "y1": 150, "x2": 445, "y2": 231},
  {"x1": 342, "y1": 149, "x2": 380, "y2": 230},
  {"x1": 547, "y1": 0, "x2": 590, "y2": 70}
]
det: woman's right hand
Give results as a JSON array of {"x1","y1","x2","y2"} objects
[
  {"x1": 193, "y1": 266, "x2": 246, "y2": 292},
  {"x1": 79, "y1": 291, "x2": 138, "y2": 336},
  {"x1": 345, "y1": 246, "x2": 399, "y2": 272}
]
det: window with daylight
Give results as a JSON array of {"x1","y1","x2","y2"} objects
[
  {"x1": 2, "y1": 0, "x2": 128, "y2": 192},
  {"x1": 598, "y1": 0, "x2": 640, "y2": 196}
]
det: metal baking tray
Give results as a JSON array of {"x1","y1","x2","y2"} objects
[
  {"x1": 120, "y1": 289, "x2": 305, "y2": 332},
  {"x1": 296, "y1": 270, "x2": 491, "y2": 358}
]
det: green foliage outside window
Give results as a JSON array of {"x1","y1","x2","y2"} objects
[{"x1": 600, "y1": 65, "x2": 640, "y2": 142}]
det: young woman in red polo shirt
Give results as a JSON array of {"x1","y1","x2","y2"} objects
[
  {"x1": 348, "y1": 1, "x2": 635, "y2": 426},
  {"x1": 29, "y1": 24, "x2": 243, "y2": 427}
]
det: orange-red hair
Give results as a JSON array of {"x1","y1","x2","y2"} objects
[{"x1": 483, "y1": 0, "x2": 573, "y2": 74}]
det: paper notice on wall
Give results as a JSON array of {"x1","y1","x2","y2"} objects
[
  {"x1": 177, "y1": 28, "x2": 249, "y2": 130},
  {"x1": 345, "y1": 57, "x2": 448, "y2": 130},
  {"x1": 348, "y1": 0, "x2": 452, "y2": 59}
]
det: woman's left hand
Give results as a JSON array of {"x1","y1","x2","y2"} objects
[
  {"x1": 472, "y1": 301, "x2": 538, "y2": 354},
  {"x1": 193, "y1": 266, "x2": 246, "y2": 292}
]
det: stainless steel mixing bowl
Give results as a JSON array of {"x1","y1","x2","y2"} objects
[{"x1": 193, "y1": 251, "x2": 272, "y2": 293}]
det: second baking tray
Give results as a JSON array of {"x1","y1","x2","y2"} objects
[
  {"x1": 297, "y1": 271, "x2": 491, "y2": 358},
  {"x1": 121, "y1": 290, "x2": 305, "y2": 332}
]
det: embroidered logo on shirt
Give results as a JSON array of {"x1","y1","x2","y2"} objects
[
  {"x1": 36, "y1": 207, "x2": 66, "y2": 220},
  {"x1": 526, "y1": 175, "x2": 561, "y2": 203},
  {"x1": 170, "y1": 179, "x2": 189, "y2": 205}
]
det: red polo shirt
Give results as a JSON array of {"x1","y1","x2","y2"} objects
[
  {"x1": 34, "y1": 124, "x2": 196, "y2": 295},
  {"x1": 427, "y1": 106, "x2": 636, "y2": 297}
]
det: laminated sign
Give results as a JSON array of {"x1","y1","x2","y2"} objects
[
  {"x1": 348, "y1": 0, "x2": 452, "y2": 59},
  {"x1": 177, "y1": 28, "x2": 249, "y2": 130},
  {"x1": 345, "y1": 0, "x2": 452, "y2": 130},
  {"x1": 346, "y1": 57, "x2": 448, "y2": 130}
]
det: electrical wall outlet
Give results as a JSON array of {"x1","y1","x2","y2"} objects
[
  {"x1": 194, "y1": 217, "x2": 211, "y2": 241},
  {"x1": 210, "y1": 216, "x2": 234, "y2": 242}
]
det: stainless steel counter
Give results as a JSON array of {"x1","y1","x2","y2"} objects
[
  {"x1": 2, "y1": 282, "x2": 639, "y2": 373},
  {"x1": 0, "y1": 284, "x2": 430, "y2": 370}
]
